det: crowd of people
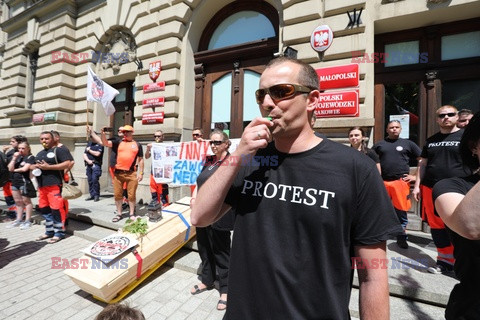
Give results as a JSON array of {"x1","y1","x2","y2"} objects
[{"x1": 2, "y1": 56, "x2": 478, "y2": 318}]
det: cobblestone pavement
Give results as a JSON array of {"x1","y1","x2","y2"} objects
[{"x1": 0, "y1": 221, "x2": 225, "y2": 320}]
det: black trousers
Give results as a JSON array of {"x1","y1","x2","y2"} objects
[{"x1": 196, "y1": 226, "x2": 231, "y2": 294}]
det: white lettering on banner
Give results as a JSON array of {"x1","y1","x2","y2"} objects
[
  {"x1": 427, "y1": 141, "x2": 460, "y2": 147},
  {"x1": 241, "y1": 180, "x2": 335, "y2": 208}
]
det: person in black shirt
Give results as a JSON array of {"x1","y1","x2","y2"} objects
[
  {"x1": 191, "y1": 57, "x2": 401, "y2": 319},
  {"x1": 34, "y1": 131, "x2": 72, "y2": 243},
  {"x1": 6, "y1": 141, "x2": 36, "y2": 229},
  {"x1": 83, "y1": 136, "x2": 104, "y2": 202},
  {"x1": 434, "y1": 111, "x2": 480, "y2": 319},
  {"x1": 2, "y1": 135, "x2": 27, "y2": 216},
  {"x1": 413, "y1": 105, "x2": 469, "y2": 274},
  {"x1": 190, "y1": 129, "x2": 234, "y2": 311},
  {"x1": 373, "y1": 121, "x2": 421, "y2": 249}
]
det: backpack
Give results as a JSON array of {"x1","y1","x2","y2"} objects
[{"x1": 0, "y1": 152, "x2": 9, "y2": 187}]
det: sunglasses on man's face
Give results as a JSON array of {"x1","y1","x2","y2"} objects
[
  {"x1": 209, "y1": 140, "x2": 224, "y2": 146},
  {"x1": 255, "y1": 83, "x2": 313, "y2": 104},
  {"x1": 192, "y1": 133, "x2": 202, "y2": 137},
  {"x1": 437, "y1": 113, "x2": 457, "y2": 119},
  {"x1": 154, "y1": 135, "x2": 163, "y2": 138}
]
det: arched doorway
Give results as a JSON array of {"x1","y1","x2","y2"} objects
[{"x1": 194, "y1": 1, "x2": 279, "y2": 138}]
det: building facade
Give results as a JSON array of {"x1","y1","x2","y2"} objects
[{"x1": 0, "y1": 0, "x2": 479, "y2": 201}]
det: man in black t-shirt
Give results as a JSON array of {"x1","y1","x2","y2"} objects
[
  {"x1": 83, "y1": 138, "x2": 104, "y2": 202},
  {"x1": 413, "y1": 105, "x2": 468, "y2": 274},
  {"x1": 191, "y1": 57, "x2": 401, "y2": 319},
  {"x1": 373, "y1": 120, "x2": 421, "y2": 249},
  {"x1": 34, "y1": 131, "x2": 72, "y2": 243}
]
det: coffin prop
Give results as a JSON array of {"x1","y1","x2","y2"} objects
[{"x1": 64, "y1": 197, "x2": 195, "y2": 303}]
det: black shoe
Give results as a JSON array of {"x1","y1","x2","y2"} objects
[
  {"x1": 148, "y1": 200, "x2": 160, "y2": 208},
  {"x1": 85, "y1": 196, "x2": 94, "y2": 201},
  {"x1": 122, "y1": 202, "x2": 129, "y2": 210},
  {"x1": 94, "y1": 196, "x2": 100, "y2": 202},
  {"x1": 396, "y1": 237, "x2": 409, "y2": 249}
]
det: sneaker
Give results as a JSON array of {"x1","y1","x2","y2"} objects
[
  {"x1": 427, "y1": 264, "x2": 453, "y2": 274},
  {"x1": 396, "y1": 237, "x2": 409, "y2": 249},
  {"x1": 20, "y1": 221, "x2": 32, "y2": 230},
  {"x1": 6, "y1": 220, "x2": 22, "y2": 229}
]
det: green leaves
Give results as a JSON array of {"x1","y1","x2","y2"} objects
[{"x1": 123, "y1": 217, "x2": 148, "y2": 238}]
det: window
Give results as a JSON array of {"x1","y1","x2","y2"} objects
[
  {"x1": 26, "y1": 50, "x2": 39, "y2": 109},
  {"x1": 384, "y1": 41, "x2": 421, "y2": 67},
  {"x1": 208, "y1": 11, "x2": 275, "y2": 50},
  {"x1": 441, "y1": 31, "x2": 480, "y2": 61}
]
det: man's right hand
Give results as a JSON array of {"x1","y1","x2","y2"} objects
[{"x1": 234, "y1": 117, "x2": 273, "y2": 158}]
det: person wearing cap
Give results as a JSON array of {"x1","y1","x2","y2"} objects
[
  {"x1": 145, "y1": 129, "x2": 169, "y2": 208},
  {"x1": 88, "y1": 125, "x2": 130, "y2": 210},
  {"x1": 101, "y1": 125, "x2": 144, "y2": 222}
]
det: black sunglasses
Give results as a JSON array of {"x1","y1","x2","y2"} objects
[
  {"x1": 255, "y1": 83, "x2": 313, "y2": 104},
  {"x1": 192, "y1": 133, "x2": 202, "y2": 137},
  {"x1": 209, "y1": 140, "x2": 224, "y2": 146},
  {"x1": 438, "y1": 113, "x2": 456, "y2": 119},
  {"x1": 154, "y1": 135, "x2": 163, "y2": 138}
]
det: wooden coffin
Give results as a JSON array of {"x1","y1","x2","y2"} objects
[{"x1": 64, "y1": 197, "x2": 195, "y2": 302}]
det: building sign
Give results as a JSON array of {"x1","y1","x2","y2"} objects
[
  {"x1": 149, "y1": 60, "x2": 161, "y2": 82},
  {"x1": 142, "y1": 112, "x2": 164, "y2": 124},
  {"x1": 143, "y1": 81, "x2": 165, "y2": 93},
  {"x1": 33, "y1": 112, "x2": 57, "y2": 123},
  {"x1": 315, "y1": 90, "x2": 359, "y2": 118},
  {"x1": 310, "y1": 25, "x2": 333, "y2": 52},
  {"x1": 315, "y1": 64, "x2": 359, "y2": 90},
  {"x1": 32, "y1": 114, "x2": 44, "y2": 123},
  {"x1": 142, "y1": 97, "x2": 165, "y2": 108}
]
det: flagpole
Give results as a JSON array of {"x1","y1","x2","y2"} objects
[{"x1": 86, "y1": 101, "x2": 90, "y2": 141}]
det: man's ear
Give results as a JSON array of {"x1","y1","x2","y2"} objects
[{"x1": 306, "y1": 90, "x2": 320, "y2": 113}]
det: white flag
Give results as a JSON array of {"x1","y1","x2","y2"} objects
[{"x1": 86, "y1": 66, "x2": 119, "y2": 116}]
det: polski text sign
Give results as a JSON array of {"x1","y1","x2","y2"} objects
[
  {"x1": 316, "y1": 90, "x2": 359, "y2": 118},
  {"x1": 143, "y1": 81, "x2": 165, "y2": 93},
  {"x1": 142, "y1": 97, "x2": 165, "y2": 108},
  {"x1": 142, "y1": 112, "x2": 164, "y2": 124},
  {"x1": 315, "y1": 64, "x2": 359, "y2": 90}
]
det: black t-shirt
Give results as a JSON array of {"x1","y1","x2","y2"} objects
[
  {"x1": 11, "y1": 155, "x2": 35, "y2": 187},
  {"x1": 373, "y1": 138, "x2": 421, "y2": 181},
  {"x1": 196, "y1": 154, "x2": 235, "y2": 231},
  {"x1": 35, "y1": 147, "x2": 71, "y2": 187},
  {"x1": 224, "y1": 139, "x2": 402, "y2": 319},
  {"x1": 433, "y1": 175, "x2": 480, "y2": 320},
  {"x1": 421, "y1": 130, "x2": 469, "y2": 188},
  {"x1": 365, "y1": 148, "x2": 380, "y2": 163},
  {"x1": 85, "y1": 142, "x2": 104, "y2": 166},
  {"x1": 6, "y1": 148, "x2": 16, "y2": 180}
]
